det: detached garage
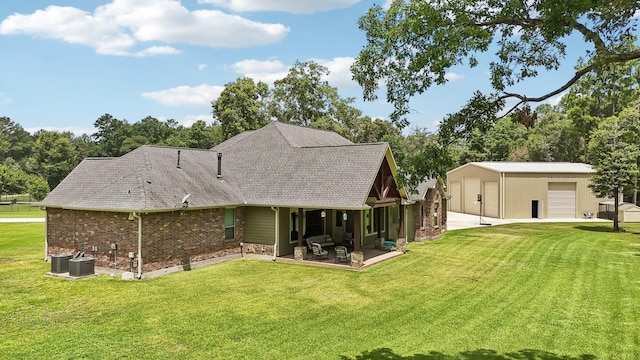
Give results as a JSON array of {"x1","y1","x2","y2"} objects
[{"x1": 447, "y1": 162, "x2": 606, "y2": 219}]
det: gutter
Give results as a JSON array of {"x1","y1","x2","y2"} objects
[
  {"x1": 131, "y1": 212, "x2": 143, "y2": 279},
  {"x1": 270, "y1": 207, "x2": 279, "y2": 261}
]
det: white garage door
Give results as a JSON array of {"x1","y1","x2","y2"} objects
[
  {"x1": 547, "y1": 183, "x2": 576, "y2": 218},
  {"x1": 484, "y1": 182, "x2": 499, "y2": 218}
]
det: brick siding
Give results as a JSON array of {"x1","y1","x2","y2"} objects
[
  {"x1": 46, "y1": 207, "x2": 245, "y2": 273},
  {"x1": 413, "y1": 181, "x2": 446, "y2": 241}
]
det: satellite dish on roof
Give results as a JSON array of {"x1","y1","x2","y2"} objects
[{"x1": 181, "y1": 193, "x2": 191, "y2": 204}]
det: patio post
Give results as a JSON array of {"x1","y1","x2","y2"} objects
[
  {"x1": 297, "y1": 208, "x2": 304, "y2": 247},
  {"x1": 351, "y1": 210, "x2": 363, "y2": 268},
  {"x1": 353, "y1": 210, "x2": 361, "y2": 251},
  {"x1": 294, "y1": 207, "x2": 306, "y2": 260},
  {"x1": 396, "y1": 204, "x2": 407, "y2": 253}
]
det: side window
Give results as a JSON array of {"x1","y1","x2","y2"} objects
[
  {"x1": 225, "y1": 208, "x2": 235, "y2": 240},
  {"x1": 434, "y1": 203, "x2": 439, "y2": 228}
]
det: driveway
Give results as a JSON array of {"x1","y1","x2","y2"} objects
[{"x1": 446, "y1": 211, "x2": 610, "y2": 230}]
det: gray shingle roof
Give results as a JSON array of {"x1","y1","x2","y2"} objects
[
  {"x1": 42, "y1": 122, "x2": 397, "y2": 211},
  {"x1": 40, "y1": 146, "x2": 242, "y2": 211},
  {"x1": 408, "y1": 178, "x2": 438, "y2": 201}
]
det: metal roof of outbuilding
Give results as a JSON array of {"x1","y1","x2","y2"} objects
[{"x1": 448, "y1": 162, "x2": 594, "y2": 174}]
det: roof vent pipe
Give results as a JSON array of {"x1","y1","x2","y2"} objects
[
  {"x1": 177, "y1": 150, "x2": 181, "y2": 169},
  {"x1": 217, "y1": 152, "x2": 222, "y2": 179}
]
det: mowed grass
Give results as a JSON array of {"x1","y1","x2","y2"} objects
[{"x1": 1, "y1": 222, "x2": 639, "y2": 359}]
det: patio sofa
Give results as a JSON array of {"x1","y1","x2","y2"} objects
[{"x1": 305, "y1": 235, "x2": 335, "y2": 250}]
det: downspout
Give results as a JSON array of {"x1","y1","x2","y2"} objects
[
  {"x1": 44, "y1": 210, "x2": 48, "y2": 261},
  {"x1": 131, "y1": 212, "x2": 143, "y2": 279},
  {"x1": 270, "y1": 207, "x2": 279, "y2": 261},
  {"x1": 500, "y1": 172, "x2": 505, "y2": 219}
]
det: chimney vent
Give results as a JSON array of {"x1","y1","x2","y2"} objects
[
  {"x1": 177, "y1": 150, "x2": 181, "y2": 169},
  {"x1": 217, "y1": 152, "x2": 222, "y2": 179}
]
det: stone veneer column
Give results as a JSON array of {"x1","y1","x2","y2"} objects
[
  {"x1": 294, "y1": 246, "x2": 307, "y2": 261},
  {"x1": 351, "y1": 251, "x2": 364, "y2": 268}
]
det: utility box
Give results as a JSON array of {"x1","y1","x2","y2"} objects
[
  {"x1": 69, "y1": 257, "x2": 95, "y2": 277},
  {"x1": 50, "y1": 254, "x2": 73, "y2": 273}
]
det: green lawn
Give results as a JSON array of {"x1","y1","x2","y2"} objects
[
  {"x1": 0, "y1": 203, "x2": 45, "y2": 218},
  {"x1": 1, "y1": 222, "x2": 639, "y2": 359}
]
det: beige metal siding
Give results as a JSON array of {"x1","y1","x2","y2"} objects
[
  {"x1": 484, "y1": 182, "x2": 499, "y2": 218},
  {"x1": 621, "y1": 209, "x2": 640, "y2": 222},
  {"x1": 503, "y1": 174, "x2": 600, "y2": 219},
  {"x1": 464, "y1": 178, "x2": 481, "y2": 215},
  {"x1": 548, "y1": 182, "x2": 576, "y2": 218},
  {"x1": 447, "y1": 164, "x2": 500, "y2": 215},
  {"x1": 244, "y1": 207, "x2": 275, "y2": 244},
  {"x1": 448, "y1": 164, "x2": 605, "y2": 219},
  {"x1": 449, "y1": 181, "x2": 461, "y2": 212}
]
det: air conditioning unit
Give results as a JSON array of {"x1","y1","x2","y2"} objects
[
  {"x1": 50, "y1": 254, "x2": 73, "y2": 273},
  {"x1": 69, "y1": 257, "x2": 95, "y2": 277}
]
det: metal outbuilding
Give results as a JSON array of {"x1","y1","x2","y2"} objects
[{"x1": 447, "y1": 162, "x2": 606, "y2": 219}]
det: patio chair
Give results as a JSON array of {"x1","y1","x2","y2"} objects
[
  {"x1": 381, "y1": 239, "x2": 396, "y2": 251},
  {"x1": 311, "y1": 242, "x2": 328, "y2": 260},
  {"x1": 335, "y1": 246, "x2": 351, "y2": 263}
]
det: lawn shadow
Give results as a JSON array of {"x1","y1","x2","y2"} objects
[
  {"x1": 340, "y1": 348, "x2": 597, "y2": 360},
  {"x1": 575, "y1": 225, "x2": 617, "y2": 233},
  {"x1": 575, "y1": 225, "x2": 640, "y2": 235}
]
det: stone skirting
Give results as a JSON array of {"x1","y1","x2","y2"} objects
[{"x1": 242, "y1": 243, "x2": 275, "y2": 257}]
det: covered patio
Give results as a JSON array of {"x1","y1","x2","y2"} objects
[{"x1": 277, "y1": 243, "x2": 404, "y2": 269}]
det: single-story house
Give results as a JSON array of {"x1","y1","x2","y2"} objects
[
  {"x1": 40, "y1": 122, "x2": 445, "y2": 277},
  {"x1": 447, "y1": 162, "x2": 605, "y2": 219}
]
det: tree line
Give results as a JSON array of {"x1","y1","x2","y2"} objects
[{"x1": 2, "y1": 57, "x2": 640, "y2": 222}]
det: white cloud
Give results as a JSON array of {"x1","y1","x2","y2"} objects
[
  {"x1": 547, "y1": 92, "x2": 565, "y2": 106},
  {"x1": 444, "y1": 72, "x2": 464, "y2": 82},
  {"x1": 198, "y1": 0, "x2": 359, "y2": 14},
  {"x1": 145, "y1": 56, "x2": 358, "y2": 109},
  {"x1": 25, "y1": 126, "x2": 96, "y2": 136},
  {"x1": 177, "y1": 114, "x2": 215, "y2": 127},
  {"x1": 0, "y1": 0, "x2": 290, "y2": 56},
  {"x1": 0, "y1": 92, "x2": 13, "y2": 104},
  {"x1": 312, "y1": 57, "x2": 357, "y2": 88},
  {"x1": 198, "y1": 64, "x2": 207, "y2": 71},
  {"x1": 231, "y1": 59, "x2": 289, "y2": 84},
  {"x1": 141, "y1": 84, "x2": 225, "y2": 108},
  {"x1": 230, "y1": 57, "x2": 357, "y2": 88}
]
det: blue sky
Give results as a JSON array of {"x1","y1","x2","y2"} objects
[{"x1": 0, "y1": 0, "x2": 615, "y2": 136}]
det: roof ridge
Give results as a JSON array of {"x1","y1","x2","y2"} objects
[
  {"x1": 144, "y1": 144, "x2": 218, "y2": 153},
  {"x1": 300, "y1": 142, "x2": 387, "y2": 149}
]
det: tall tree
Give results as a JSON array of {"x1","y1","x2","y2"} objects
[
  {"x1": 269, "y1": 61, "x2": 362, "y2": 130},
  {"x1": 352, "y1": 0, "x2": 640, "y2": 134},
  {"x1": 28, "y1": 131, "x2": 78, "y2": 189},
  {"x1": 212, "y1": 77, "x2": 270, "y2": 141},
  {"x1": 91, "y1": 114, "x2": 132, "y2": 156},
  {"x1": 588, "y1": 116, "x2": 640, "y2": 231},
  {"x1": 0, "y1": 117, "x2": 34, "y2": 164}
]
